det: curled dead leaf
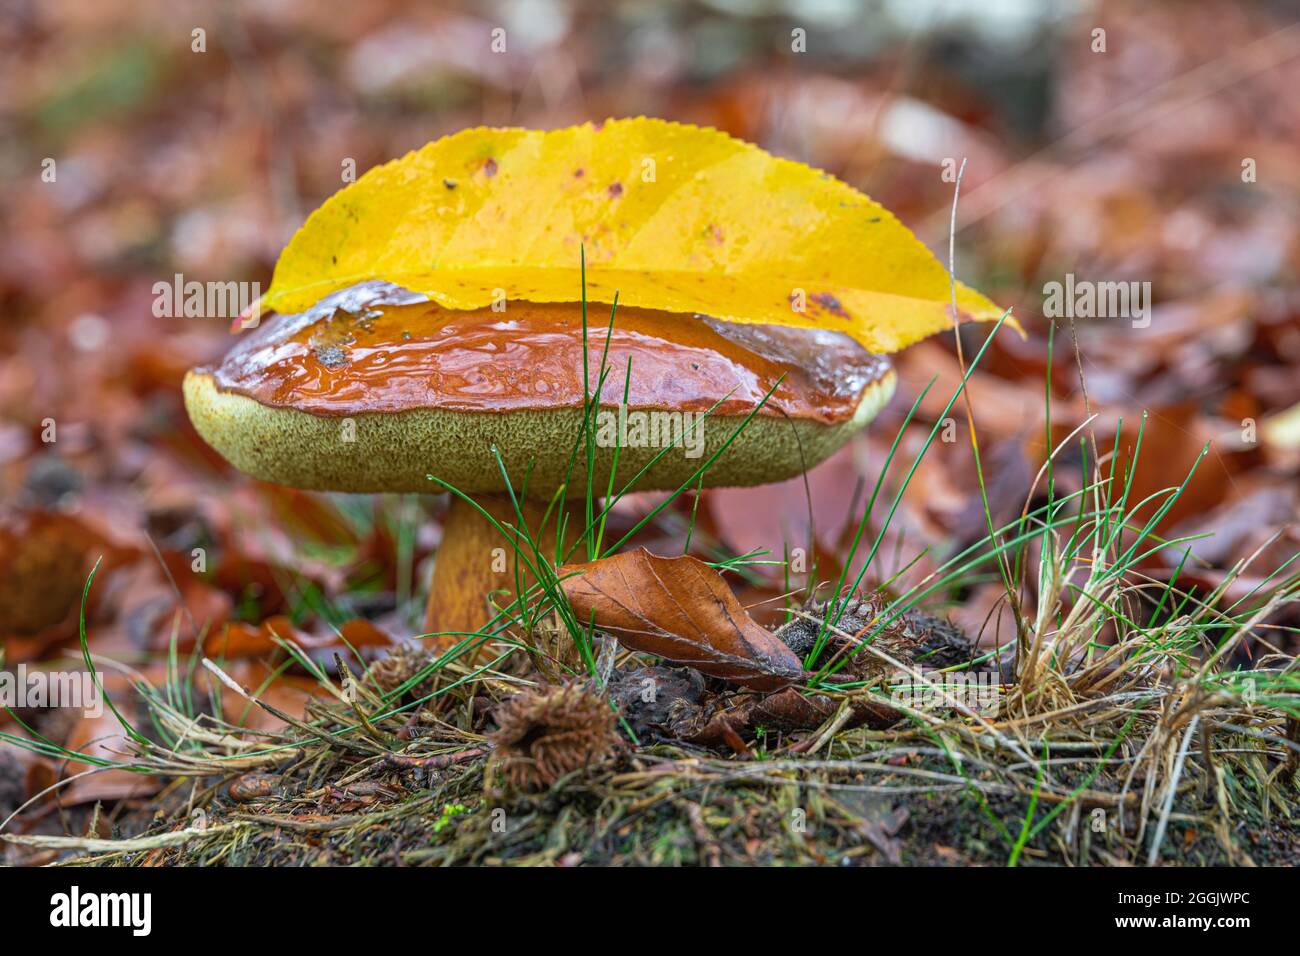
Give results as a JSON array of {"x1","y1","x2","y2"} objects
[{"x1": 559, "y1": 549, "x2": 804, "y2": 691}]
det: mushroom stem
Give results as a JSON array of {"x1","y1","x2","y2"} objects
[{"x1": 425, "y1": 494, "x2": 560, "y2": 652}]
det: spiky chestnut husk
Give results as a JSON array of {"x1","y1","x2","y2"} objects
[
  {"x1": 489, "y1": 683, "x2": 619, "y2": 792},
  {"x1": 366, "y1": 643, "x2": 434, "y2": 698}
]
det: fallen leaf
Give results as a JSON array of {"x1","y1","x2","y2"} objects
[
  {"x1": 61, "y1": 711, "x2": 160, "y2": 806},
  {"x1": 200, "y1": 615, "x2": 393, "y2": 658},
  {"x1": 0, "y1": 510, "x2": 139, "y2": 662},
  {"x1": 259, "y1": 118, "x2": 1004, "y2": 353},
  {"x1": 0, "y1": 739, "x2": 57, "y2": 814},
  {"x1": 559, "y1": 549, "x2": 804, "y2": 690},
  {"x1": 216, "y1": 660, "x2": 332, "y2": 732}
]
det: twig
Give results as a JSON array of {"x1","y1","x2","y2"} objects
[
  {"x1": 1146, "y1": 713, "x2": 1201, "y2": 866},
  {"x1": 382, "y1": 747, "x2": 487, "y2": 771}
]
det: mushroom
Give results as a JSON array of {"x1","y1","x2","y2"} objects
[{"x1": 183, "y1": 280, "x2": 895, "y2": 651}]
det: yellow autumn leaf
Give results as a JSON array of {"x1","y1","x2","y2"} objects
[{"x1": 260, "y1": 117, "x2": 1005, "y2": 353}]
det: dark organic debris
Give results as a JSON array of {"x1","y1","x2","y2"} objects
[
  {"x1": 608, "y1": 590, "x2": 990, "y2": 751},
  {"x1": 608, "y1": 665, "x2": 707, "y2": 741},
  {"x1": 774, "y1": 592, "x2": 981, "y2": 674},
  {"x1": 313, "y1": 344, "x2": 350, "y2": 368}
]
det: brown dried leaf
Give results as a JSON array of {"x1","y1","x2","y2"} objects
[
  {"x1": 199, "y1": 615, "x2": 392, "y2": 658},
  {"x1": 559, "y1": 549, "x2": 804, "y2": 691}
]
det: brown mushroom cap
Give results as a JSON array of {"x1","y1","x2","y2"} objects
[{"x1": 184, "y1": 282, "x2": 894, "y2": 496}]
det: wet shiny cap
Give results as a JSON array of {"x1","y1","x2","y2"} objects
[
  {"x1": 184, "y1": 282, "x2": 896, "y2": 494},
  {"x1": 203, "y1": 281, "x2": 891, "y2": 425}
]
